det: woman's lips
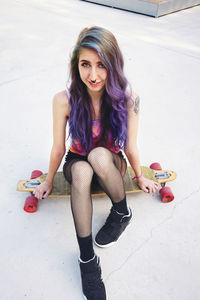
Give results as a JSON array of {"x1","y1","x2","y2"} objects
[{"x1": 88, "y1": 81, "x2": 101, "y2": 87}]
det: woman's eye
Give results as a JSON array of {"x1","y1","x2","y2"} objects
[
  {"x1": 99, "y1": 63, "x2": 105, "y2": 68},
  {"x1": 81, "y1": 62, "x2": 89, "y2": 67}
]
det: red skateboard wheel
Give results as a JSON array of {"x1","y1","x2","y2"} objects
[
  {"x1": 150, "y1": 162, "x2": 162, "y2": 170},
  {"x1": 31, "y1": 170, "x2": 43, "y2": 179},
  {"x1": 24, "y1": 195, "x2": 38, "y2": 213},
  {"x1": 159, "y1": 186, "x2": 174, "y2": 203}
]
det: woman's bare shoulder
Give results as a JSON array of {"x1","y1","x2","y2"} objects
[{"x1": 53, "y1": 90, "x2": 70, "y2": 117}]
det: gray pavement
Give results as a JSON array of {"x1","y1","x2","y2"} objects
[{"x1": 0, "y1": 1, "x2": 200, "y2": 299}]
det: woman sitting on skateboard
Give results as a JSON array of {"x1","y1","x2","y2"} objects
[{"x1": 34, "y1": 26, "x2": 159, "y2": 300}]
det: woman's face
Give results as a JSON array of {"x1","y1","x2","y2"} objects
[{"x1": 78, "y1": 47, "x2": 107, "y2": 94}]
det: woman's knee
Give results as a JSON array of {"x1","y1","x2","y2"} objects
[
  {"x1": 87, "y1": 147, "x2": 112, "y2": 177},
  {"x1": 71, "y1": 161, "x2": 94, "y2": 189}
]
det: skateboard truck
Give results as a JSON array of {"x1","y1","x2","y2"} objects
[
  {"x1": 154, "y1": 171, "x2": 172, "y2": 188},
  {"x1": 23, "y1": 170, "x2": 43, "y2": 213},
  {"x1": 150, "y1": 163, "x2": 175, "y2": 203}
]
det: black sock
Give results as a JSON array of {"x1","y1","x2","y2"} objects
[
  {"x1": 112, "y1": 196, "x2": 129, "y2": 215},
  {"x1": 77, "y1": 233, "x2": 95, "y2": 262}
]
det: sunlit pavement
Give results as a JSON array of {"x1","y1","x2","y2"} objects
[{"x1": 0, "y1": 1, "x2": 200, "y2": 299}]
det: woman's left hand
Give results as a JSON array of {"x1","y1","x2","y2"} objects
[{"x1": 137, "y1": 177, "x2": 159, "y2": 194}]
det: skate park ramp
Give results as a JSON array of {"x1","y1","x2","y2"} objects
[{"x1": 82, "y1": 0, "x2": 200, "y2": 17}]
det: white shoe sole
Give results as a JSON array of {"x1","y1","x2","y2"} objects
[{"x1": 94, "y1": 221, "x2": 132, "y2": 248}]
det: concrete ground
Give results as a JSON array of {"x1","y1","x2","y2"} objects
[{"x1": 0, "y1": 1, "x2": 200, "y2": 299}]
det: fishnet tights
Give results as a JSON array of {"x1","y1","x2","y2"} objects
[{"x1": 63, "y1": 147, "x2": 127, "y2": 237}]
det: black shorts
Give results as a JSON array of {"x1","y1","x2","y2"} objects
[
  {"x1": 63, "y1": 149, "x2": 126, "y2": 185},
  {"x1": 64, "y1": 149, "x2": 124, "y2": 163}
]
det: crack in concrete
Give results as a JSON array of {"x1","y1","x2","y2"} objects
[{"x1": 105, "y1": 186, "x2": 200, "y2": 283}]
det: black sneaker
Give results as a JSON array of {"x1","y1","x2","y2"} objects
[
  {"x1": 79, "y1": 255, "x2": 106, "y2": 300},
  {"x1": 95, "y1": 207, "x2": 132, "y2": 248}
]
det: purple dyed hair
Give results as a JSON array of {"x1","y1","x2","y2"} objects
[{"x1": 68, "y1": 26, "x2": 132, "y2": 153}]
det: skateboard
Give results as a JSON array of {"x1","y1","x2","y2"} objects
[{"x1": 17, "y1": 162, "x2": 176, "y2": 213}]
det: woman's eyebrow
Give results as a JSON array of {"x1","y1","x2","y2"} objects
[{"x1": 79, "y1": 59, "x2": 102, "y2": 64}]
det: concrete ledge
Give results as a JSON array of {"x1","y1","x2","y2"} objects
[{"x1": 82, "y1": 0, "x2": 200, "y2": 17}]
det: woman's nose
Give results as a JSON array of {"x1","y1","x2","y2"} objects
[{"x1": 90, "y1": 66, "x2": 97, "y2": 81}]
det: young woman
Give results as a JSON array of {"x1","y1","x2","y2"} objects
[{"x1": 34, "y1": 26, "x2": 159, "y2": 300}]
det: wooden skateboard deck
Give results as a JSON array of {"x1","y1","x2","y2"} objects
[{"x1": 17, "y1": 166, "x2": 176, "y2": 197}]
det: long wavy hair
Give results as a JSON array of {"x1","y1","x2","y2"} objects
[{"x1": 68, "y1": 26, "x2": 131, "y2": 153}]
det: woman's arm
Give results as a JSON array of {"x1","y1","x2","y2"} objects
[
  {"x1": 34, "y1": 91, "x2": 70, "y2": 200},
  {"x1": 124, "y1": 93, "x2": 159, "y2": 193},
  {"x1": 124, "y1": 93, "x2": 141, "y2": 177}
]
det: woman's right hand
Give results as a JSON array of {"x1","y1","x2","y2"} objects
[{"x1": 33, "y1": 180, "x2": 52, "y2": 200}]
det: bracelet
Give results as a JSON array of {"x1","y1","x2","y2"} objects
[{"x1": 132, "y1": 173, "x2": 143, "y2": 181}]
